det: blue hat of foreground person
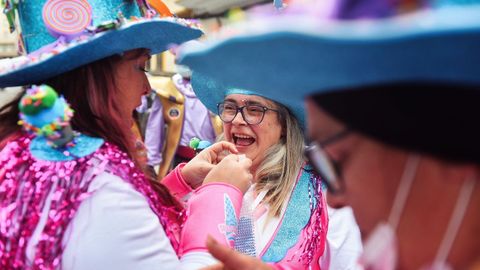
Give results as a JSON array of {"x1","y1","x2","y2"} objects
[
  {"x1": 0, "y1": 0, "x2": 202, "y2": 88},
  {"x1": 178, "y1": 0, "x2": 480, "y2": 163},
  {"x1": 178, "y1": 0, "x2": 480, "y2": 111},
  {"x1": 189, "y1": 72, "x2": 307, "y2": 128}
]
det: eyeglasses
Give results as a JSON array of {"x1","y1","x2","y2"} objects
[
  {"x1": 217, "y1": 102, "x2": 279, "y2": 125},
  {"x1": 304, "y1": 129, "x2": 351, "y2": 194}
]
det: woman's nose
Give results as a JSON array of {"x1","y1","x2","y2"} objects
[{"x1": 231, "y1": 110, "x2": 247, "y2": 125}]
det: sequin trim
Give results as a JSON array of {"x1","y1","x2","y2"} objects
[
  {"x1": 261, "y1": 166, "x2": 326, "y2": 266},
  {"x1": 0, "y1": 135, "x2": 181, "y2": 269}
]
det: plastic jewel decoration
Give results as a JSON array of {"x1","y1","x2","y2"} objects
[
  {"x1": 189, "y1": 137, "x2": 201, "y2": 150},
  {"x1": 3, "y1": 0, "x2": 19, "y2": 32},
  {"x1": 87, "y1": 18, "x2": 121, "y2": 33},
  {"x1": 189, "y1": 137, "x2": 212, "y2": 153},
  {"x1": 42, "y1": 0, "x2": 92, "y2": 41},
  {"x1": 18, "y1": 84, "x2": 75, "y2": 148}
]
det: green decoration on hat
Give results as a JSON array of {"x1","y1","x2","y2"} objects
[{"x1": 19, "y1": 85, "x2": 58, "y2": 116}]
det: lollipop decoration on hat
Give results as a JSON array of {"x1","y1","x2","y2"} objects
[
  {"x1": 18, "y1": 85, "x2": 104, "y2": 161},
  {"x1": 42, "y1": 0, "x2": 92, "y2": 41},
  {"x1": 0, "y1": 0, "x2": 203, "y2": 88}
]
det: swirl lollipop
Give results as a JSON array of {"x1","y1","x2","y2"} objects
[
  {"x1": 18, "y1": 85, "x2": 75, "y2": 148},
  {"x1": 42, "y1": 0, "x2": 92, "y2": 40}
]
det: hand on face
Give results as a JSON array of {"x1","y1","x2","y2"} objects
[
  {"x1": 203, "y1": 154, "x2": 253, "y2": 194},
  {"x1": 181, "y1": 141, "x2": 239, "y2": 188},
  {"x1": 200, "y1": 236, "x2": 272, "y2": 270}
]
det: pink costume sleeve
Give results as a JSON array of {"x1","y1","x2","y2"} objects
[
  {"x1": 178, "y1": 182, "x2": 242, "y2": 256},
  {"x1": 161, "y1": 163, "x2": 193, "y2": 201}
]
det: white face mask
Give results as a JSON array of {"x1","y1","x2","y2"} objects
[{"x1": 358, "y1": 155, "x2": 476, "y2": 270}]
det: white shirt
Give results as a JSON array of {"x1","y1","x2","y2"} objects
[
  {"x1": 26, "y1": 172, "x2": 215, "y2": 270},
  {"x1": 320, "y1": 206, "x2": 363, "y2": 270}
]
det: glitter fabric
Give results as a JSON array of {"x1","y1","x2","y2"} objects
[
  {"x1": 0, "y1": 135, "x2": 181, "y2": 269},
  {"x1": 261, "y1": 166, "x2": 326, "y2": 267},
  {"x1": 297, "y1": 171, "x2": 328, "y2": 266},
  {"x1": 234, "y1": 190, "x2": 257, "y2": 257}
]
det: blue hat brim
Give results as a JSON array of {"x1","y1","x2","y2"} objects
[
  {"x1": 179, "y1": 6, "x2": 480, "y2": 110},
  {"x1": 0, "y1": 19, "x2": 202, "y2": 88},
  {"x1": 191, "y1": 71, "x2": 306, "y2": 128}
]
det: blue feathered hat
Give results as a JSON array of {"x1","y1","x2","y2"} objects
[
  {"x1": 0, "y1": 0, "x2": 202, "y2": 88},
  {"x1": 178, "y1": 0, "x2": 480, "y2": 126}
]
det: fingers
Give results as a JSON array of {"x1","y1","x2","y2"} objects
[
  {"x1": 207, "y1": 142, "x2": 238, "y2": 160},
  {"x1": 215, "y1": 150, "x2": 230, "y2": 164},
  {"x1": 237, "y1": 155, "x2": 252, "y2": 167},
  {"x1": 206, "y1": 236, "x2": 270, "y2": 270},
  {"x1": 206, "y1": 236, "x2": 247, "y2": 268},
  {"x1": 200, "y1": 264, "x2": 224, "y2": 270},
  {"x1": 222, "y1": 154, "x2": 252, "y2": 168}
]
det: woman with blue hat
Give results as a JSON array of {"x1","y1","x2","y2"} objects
[
  {"x1": 162, "y1": 52, "x2": 363, "y2": 268},
  {"x1": 178, "y1": 0, "x2": 480, "y2": 269},
  {"x1": 160, "y1": 77, "x2": 339, "y2": 269},
  {"x1": 0, "y1": 0, "x2": 253, "y2": 269}
]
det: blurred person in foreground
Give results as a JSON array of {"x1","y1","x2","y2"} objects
[{"x1": 178, "y1": 0, "x2": 480, "y2": 268}]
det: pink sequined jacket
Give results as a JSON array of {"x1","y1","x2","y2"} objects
[
  {"x1": 0, "y1": 135, "x2": 242, "y2": 270},
  {"x1": 163, "y1": 163, "x2": 329, "y2": 269}
]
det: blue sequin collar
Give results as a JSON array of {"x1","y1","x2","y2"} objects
[{"x1": 29, "y1": 134, "x2": 104, "y2": 161}]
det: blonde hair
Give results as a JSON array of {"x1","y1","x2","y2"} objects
[
  {"x1": 217, "y1": 100, "x2": 306, "y2": 218},
  {"x1": 254, "y1": 103, "x2": 305, "y2": 218}
]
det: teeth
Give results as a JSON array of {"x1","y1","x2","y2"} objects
[{"x1": 234, "y1": 134, "x2": 253, "y2": 139}]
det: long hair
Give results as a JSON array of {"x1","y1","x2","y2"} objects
[
  {"x1": 0, "y1": 92, "x2": 22, "y2": 148},
  {"x1": 254, "y1": 103, "x2": 305, "y2": 218},
  {"x1": 0, "y1": 50, "x2": 180, "y2": 209}
]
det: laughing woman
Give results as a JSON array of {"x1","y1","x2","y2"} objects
[{"x1": 162, "y1": 80, "x2": 333, "y2": 269}]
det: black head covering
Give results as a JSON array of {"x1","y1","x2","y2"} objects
[{"x1": 312, "y1": 82, "x2": 480, "y2": 163}]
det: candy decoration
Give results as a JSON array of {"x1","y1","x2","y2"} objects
[
  {"x1": 189, "y1": 137, "x2": 212, "y2": 153},
  {"x1": 19, "y1": 85, "x2": 57, "y2": 115},
  {"x1": 147, "y1": 0, "x2": 173, "y2": 17},
  {"x1": 18, "y1": 84, "x2": 75, "y2": 147},
  {"x1": 197, "y1": 140, "x2": 212, "y2": 150},
  {"x1": 42, "y1": 0, "x2": 92, "y2": 40},
  {"x1": 189, "y1": 137, "x2": 201, "y2": 150},
  {"x1": 4, "y1": 0, "x2": 18, "y2": 33}
]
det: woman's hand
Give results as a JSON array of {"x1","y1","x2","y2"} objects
[
  {"x1": 201, "y1": 236, "x2": 273, "y2": 270},
  {"x1": 181, "y1": 142, "x2": 238, "y2": 188},
  {"x1": 203, "y1": 154, "x2": 253, "y2": 194}
]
